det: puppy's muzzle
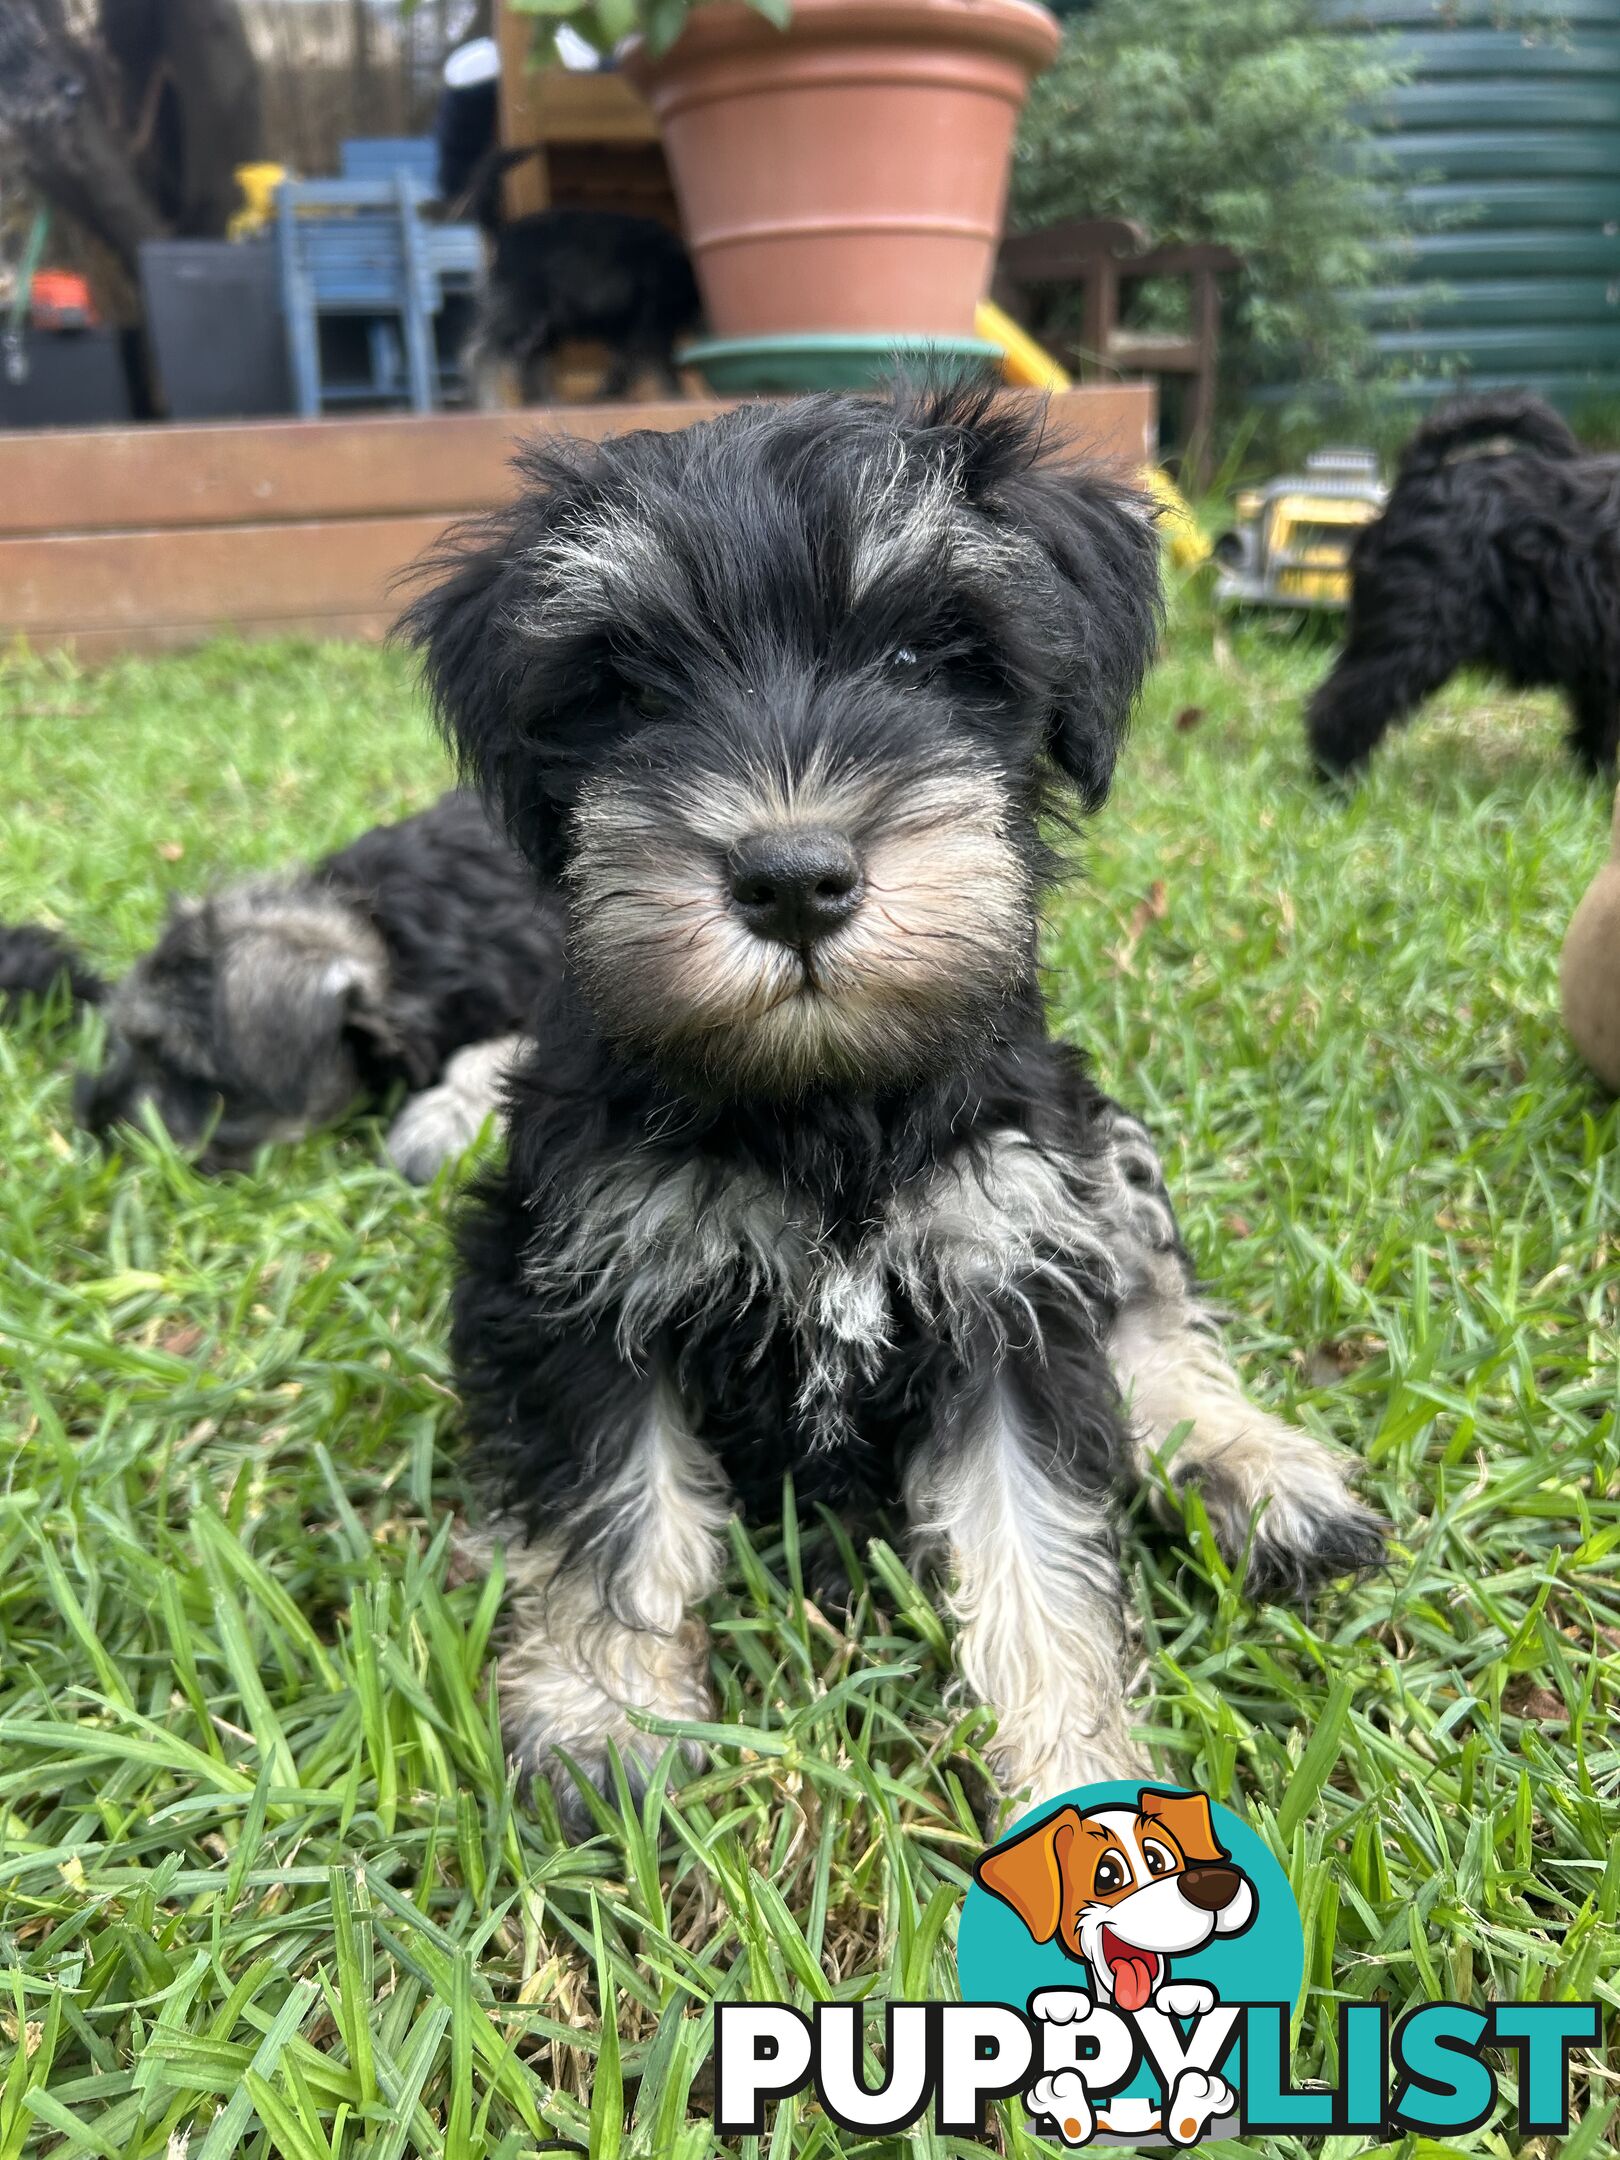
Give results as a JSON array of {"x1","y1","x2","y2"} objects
[
  {"x1": 725, "y1": 828, "x2": 865, "y2": 950},
  {"x1": 1177, "y1": 1865, "x2": 1243, "y2": 1913}
]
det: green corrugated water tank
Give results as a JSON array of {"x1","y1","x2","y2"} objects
[{"x1": 1329, "y1": 0, "x2": 1620, "y2": 405}]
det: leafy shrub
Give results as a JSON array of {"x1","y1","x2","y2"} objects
[{"x1": 1010, "y1": 0, "x2": 1405, "y2": 418}]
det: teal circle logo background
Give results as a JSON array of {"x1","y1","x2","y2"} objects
[{"x1": 957, "y1": 1781, "x2": 1305, "y2": 2018}]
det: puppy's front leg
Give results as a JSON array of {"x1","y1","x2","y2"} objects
[
  {"x1": 1094, "y1": 1107, "x2": 1386, "y2": 1598},
  {"x1": 487, "y1": 1377, "x2": 729, "y2": 1830},
  {"x1": 385, "y1": 1033, "x2": 528, "y2": 1184},
  {"x1": 905, "y1": 1352, "x2": 1146, "y2": 1804}
]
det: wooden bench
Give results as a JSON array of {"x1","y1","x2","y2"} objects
[
  {"x1": 494, "y1": 21, "x2": 678, "y2": 231},
  {"x1": 998, "y1": 219, "x2": 1241, "y2": 486}
]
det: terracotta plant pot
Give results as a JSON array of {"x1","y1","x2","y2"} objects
[{"x1": 626, "y1": 0, "x2": 1062, "y2": 341}]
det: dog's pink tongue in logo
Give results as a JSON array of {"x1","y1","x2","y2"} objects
[{"x1": 1101, "y1": 1929, "x2": 1160, "y2": 2012}]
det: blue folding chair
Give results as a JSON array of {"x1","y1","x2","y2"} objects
[
  {"x1": 340, "y1": 141, "x2": 484, "y2": 387},
  {"x1": 275, "y1": 174, "x2": 481, "y2": 416},
  {"x1": 339, "y1": 137, "x2": 441, "y2": 194}
]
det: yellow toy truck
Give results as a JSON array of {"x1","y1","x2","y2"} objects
[{"x1": 1213, "y1": 448, "x2": 1385, "y2": 610}]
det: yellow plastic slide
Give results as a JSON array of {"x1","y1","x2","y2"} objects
[
  {"x1": 974, "y1": 300, "x2": 1211, "y2": 568},
  {"x1": 977, "y1": 298, "x2": 1072, "y2": 391}
]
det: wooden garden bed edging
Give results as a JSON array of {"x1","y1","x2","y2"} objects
[{"x1": 0, "y1": 385, "x2": 1156, "y2": 662}]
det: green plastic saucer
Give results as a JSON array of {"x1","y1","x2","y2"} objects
[{"x1": 683, "y1": 333, "x2": 1002, "y2": 394}]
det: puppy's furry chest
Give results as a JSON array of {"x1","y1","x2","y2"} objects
[{"x1": 525, "y1": 1128, "x2": 1125, "y2": 1456}]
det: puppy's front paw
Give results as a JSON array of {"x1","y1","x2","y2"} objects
[
  {"x1": 511, "y1": 1720, "x2": 705, "y2": 1839},
  {"x1": 385, "y1": 1083, "x2": 491, "y2": 1184},
  {"x1": 500, "y1": 1612, "x2": 713, "y2": 1837},
  {"x1": 1172, "y1": 1411, "x2": 1387, "y2": 1601},
  {"x1": 1242, "y1": 1485, "x2": 1388, "y2": 1602},
  {"x1": 385, "y1": 1035, "x2": 521, "y2": 1183}
]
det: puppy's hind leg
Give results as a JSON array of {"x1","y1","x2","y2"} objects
[
  {"x1": 460, "y1": 319, "x2": 509, "y2": 413},
  {"x1": 1566, "y1": 670, "x2": 1620, "y2": 778},
  {"x1": 1111, "y1": 1258, "x2": 1386, "y2": 1598},
  {"x1": 1094, "y1": 1106, "x2": 1385, "y2": 1599},
  {"x1": 905, "y1": 1346, "x2": 1146, "y2": 1807}
]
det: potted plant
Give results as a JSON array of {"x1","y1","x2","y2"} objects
[{"x1": 508, "y1": 0, "x2": 1060, "y2": 387}]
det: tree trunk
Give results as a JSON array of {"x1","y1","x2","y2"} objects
[
  {"x1": 163, "y1": 0, "x2": 265, "y2": 235},
  {"x1": 0, "y1": 0, "x2": 264, "y2": 310},
  {"x1": 0, "y1": 2, "x2": 164, "y2": 306}
]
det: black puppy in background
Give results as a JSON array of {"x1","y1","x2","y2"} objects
[
  {"x1": 1, "y1": 793, "x2": 557, "y2": 1181},
  {"x1": 1308, "y1": 392, "x2": 1620, "y2": 781},
  {"x1": 466, "y1": 209, "x2": 702, "y2": 406},
  {"x1": 409, "y1": 386, "x2": 1385, "y2": 1828}
]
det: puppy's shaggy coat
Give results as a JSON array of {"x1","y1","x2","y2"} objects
[
  {"x1": 43, "y1": 792, "x2": 558, "y2": 1176},
  {"x1": 409, "y1": 387, "x2": 1384, "y2": 1822},
  {"x1": 1308, "y1": 391, "x2": 1620, "y2": 779}
]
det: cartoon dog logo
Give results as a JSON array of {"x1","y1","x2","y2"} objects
[{"x1": 974, "y1": 1787, "x2": 1256, "y2": 2012}]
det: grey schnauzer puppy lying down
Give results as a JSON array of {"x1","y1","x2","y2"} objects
[
  {"x1": 0, "y1": 792, "x2": 557, "y2": 1181},
  {"x1": 407, "y1": 384, "x2": 1388, "y2": 1826}
]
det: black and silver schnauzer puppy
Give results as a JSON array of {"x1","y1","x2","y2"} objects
[
  {"x1": 1, "y1": 792, "x2": 558, "y2": 1180},
  {"x1": 1308, "y1": 391, "x2": 1620, "y2": 781},
  {"x1": 409, "y1": 387, "x2": 1385, "y2": 1822}
]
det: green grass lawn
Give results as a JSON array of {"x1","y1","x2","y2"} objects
[{"x1": 1, "y1": 600, "x2": 1616, "y2": 2159}]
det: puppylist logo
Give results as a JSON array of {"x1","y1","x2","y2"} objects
[
  {"x1": 962, "y1": 1781, "x2": 1273, "y2": 2144},
  {"x1": 714, "y1": 1781, "x2": 1600, "y2": 2145}
]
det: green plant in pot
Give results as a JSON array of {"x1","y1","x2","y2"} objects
[{"x1": 509, "y1": 0, "x2": 1059, "y2": 391}]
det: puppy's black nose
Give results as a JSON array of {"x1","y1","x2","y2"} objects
[
  {"x1": 726, "y1": 829, "x2": 864, "y2": 948},
  {"x1": 1178, "y1": 1865, "x2": 1242, "y2": 1913}
]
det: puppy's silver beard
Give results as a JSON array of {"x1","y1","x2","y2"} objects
[{"x1": 567, "y1": 753, "x2": 1033, "y2": 1092}]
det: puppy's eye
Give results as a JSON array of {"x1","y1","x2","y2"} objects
[
  {"x1": 1093, "y1": 1856, "x2": 1126, "y2": 1895},
  {"x1": 888, "y1": 646, "x2": 920, "y2": 674},
  {"x1": 1142, "y1": 1842, "x2": 1175, "y2": 1877},
  {"x1": 624, "y1": 682, "x2": 670, "y2": 721}
]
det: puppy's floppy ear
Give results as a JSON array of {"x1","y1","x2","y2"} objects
[
  {"x1": 907, "y1": 384, "x2": 1163, "y2": 811},
  {"x1": 974, "y1": 1805, "x2": 1083, "y2": 1944},
  {"x1": 399, "y1": 441, "x2": 598, "y2": 879},
  {"x1": 1000, "y1": 457, "x2": 1162, "y2": 808},
  {"x1": 1138, "y1": 1788, "x2": 1228, "y2": 1866},
  {"x1": 400, "y1": 509, "x2": 530, "y2": 829}
]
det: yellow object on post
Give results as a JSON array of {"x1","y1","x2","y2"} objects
[
  {"x1": 1140, "y1": 465, "x2": 1211, "y2": 570},
  {"x1": 230, "y1": 163, "x2": 289, "y2": 239}
]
